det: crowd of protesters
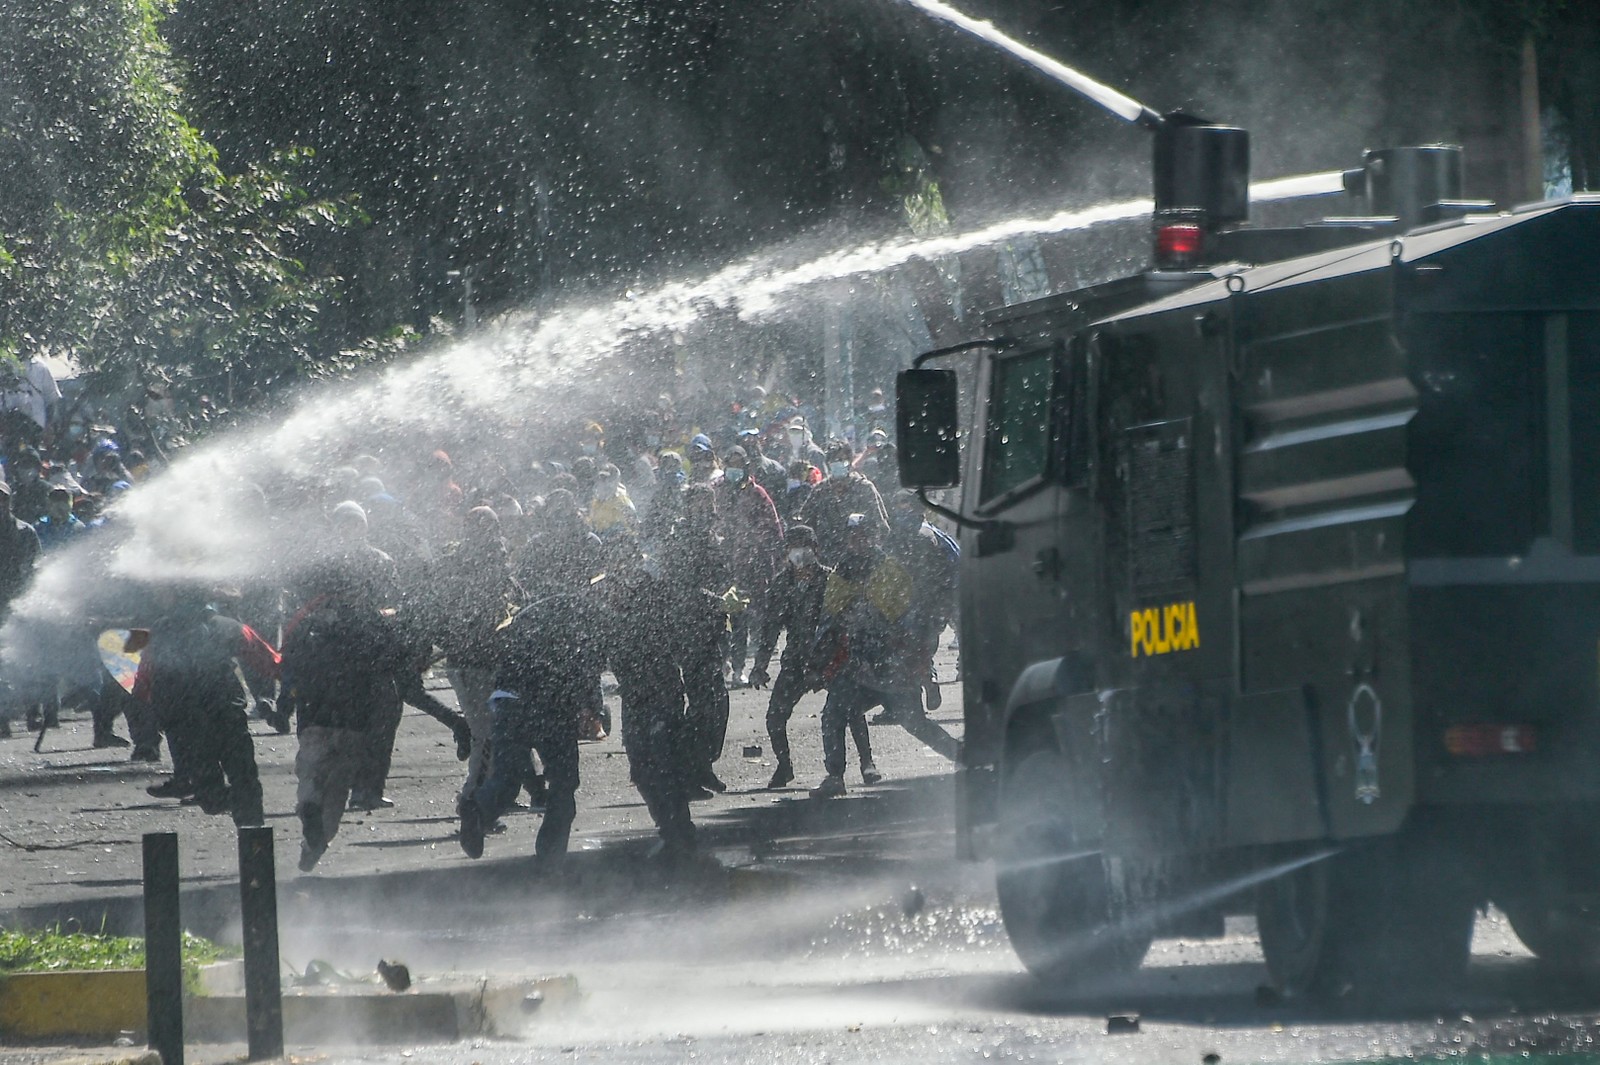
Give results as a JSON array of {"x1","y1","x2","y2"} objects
[{"x1": 0, "y1": 373, "x2": 958, "y2": 875}]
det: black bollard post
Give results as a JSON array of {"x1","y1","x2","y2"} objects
[
  {"x1": 237, "y1": 826, "x2": 285, "y2": 1060},
  {"x1": 142, "y1": 832, "x2": 184, "y2": 1065}
]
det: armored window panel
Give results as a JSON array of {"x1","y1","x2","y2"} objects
[{"x1": 980, "y1": 348, "x2": 1054, "y2": 504}]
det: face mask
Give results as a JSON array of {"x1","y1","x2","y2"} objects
[
  {"x1": 787, "y1": 429, "x2": 805, "y2": 446},
  {"x1": 828, "y1": 461, "x2": 850, "y2": 480},
  {"x1": 788, "y1": 547, "x2": 815, "y2": 567},
  {"x1": 786, "y1": 478, "x2": 803, "y2": 492},
  {"x1": 595, "y1": 481, "x2": 618, "y2": 500},
  {"x1": 724, "y1": 467, "x2": 745, "y2": 486},
  {"x1": 581, "y1": 443, "x2": 598, "y2": 457},
  {"x1": 644, "y1": 433, "x2": 661, "y2": 448}
]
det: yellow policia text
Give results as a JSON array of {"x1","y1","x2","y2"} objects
[{"x1": 1130, "y1": 601, "x2": 1200, "y2": 658}]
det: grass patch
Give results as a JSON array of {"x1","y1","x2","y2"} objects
[{"x1": 0, "y1": 925, "x2": 236, "y2": 988}]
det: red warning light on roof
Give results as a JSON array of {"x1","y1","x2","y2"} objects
[{"x1": 1155, "y1": 223, "x2": 1205, "y2": 267}]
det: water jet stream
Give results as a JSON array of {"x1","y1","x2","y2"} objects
[
  {"x1": 3, "y1": 167, "x2": 1350, "y2": 665},
  {"x1": 898, "y1": 0, "x2": 1159, "y2": 126},
  {"x1": 896, "y1": 0, "x2": 1349, "y2": 203}
]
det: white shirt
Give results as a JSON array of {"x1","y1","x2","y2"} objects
[{"x1": 1, "y1": 358, "x2": 61, "y2": 429}]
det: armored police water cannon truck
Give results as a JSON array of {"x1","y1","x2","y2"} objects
[{"x1": 897, "y1": 114, "x2": 1600, "y2": 994}]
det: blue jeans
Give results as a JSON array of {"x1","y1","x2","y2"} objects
[{"x1": 472, "y1": 698, "x2": 578, "y2": 861}]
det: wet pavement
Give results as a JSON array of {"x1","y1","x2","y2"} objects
[
  {"x1": 233, "y1": 885, "x2": 1600, "y2": 1065},
  {"x1": 0, "y1": 641, "x2": 966, "y2": 931},
  {"x1": 70, "y1": 875, "x2": 1597, "y2": 1065},
  {"x1": 11, "y1": 639, "x2": 1600, "y2": 1064}
]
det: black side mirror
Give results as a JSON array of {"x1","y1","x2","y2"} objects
[{"x1": 896, "y1": 368, "x2": 961, "y2": 489}]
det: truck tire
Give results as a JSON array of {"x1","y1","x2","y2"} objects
[
  {"x1": 1257, "y1": 840, "x2": 1474, "y2": 997},
  {"x1": 995, "y1": 745, "x2": 1150, "y2": 984},
  {"x1": 1255, "y1": 855, "x2": 1334, "y2": 997}
]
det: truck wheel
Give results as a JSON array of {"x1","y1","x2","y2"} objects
[
  {"x1": 995, "y1": 746, "x2": 1150, "y2": 984},
  {"x1": 1258, "y1": 842, "x2": 1473, "y2": 997},
  {"x1": 1256, "y1": 855, "x2": 1333, "y2": 997},
  {"x1": 1500, "y1": 898, "x2": 1600, "y2": 973}
]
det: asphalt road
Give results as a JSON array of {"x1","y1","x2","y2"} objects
[
  {"x1": 0, "y1": 641, "x2": 966, "y2": 922},
  {"x1": 11, "y1": 639, "x2": 1600, "y2": 1065}
]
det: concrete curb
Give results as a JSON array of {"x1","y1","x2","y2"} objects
[
  {"x1": 0, "y1": 970, "x2": 146, "y2": 1041},
  {"x1": 0, "y1": 965, "x2": 577, "y2": 1046},
  {"x1": 30, "y1": 1054, "x2": 160, "y2": 1065},
  {"x1": 185, "y1": 974, "x2": 580, "y2": 1044}
]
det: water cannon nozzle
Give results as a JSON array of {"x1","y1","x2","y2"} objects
[
  {"x1": 1153, "y1": 121, "x2": 1250, "y2": 231},
  {"x1": 1348, "y1": 145, "x2": 1466, "y2": 228}
]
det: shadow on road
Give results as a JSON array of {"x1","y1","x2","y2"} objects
[
  {"x1": 697, "y1": 771, "x2": 955, "y2": 868},
  {"x1": 836, "y1": 954, "x2": 1600, "y2": 1035}
]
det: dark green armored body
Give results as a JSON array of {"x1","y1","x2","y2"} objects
[{"x1": 901, "y1": 193, "x2": 1600, "y2": 993}]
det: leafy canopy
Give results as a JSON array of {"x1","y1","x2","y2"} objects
[{"x1": 0, "y1": 0, "x2": 369, "y2": 419}]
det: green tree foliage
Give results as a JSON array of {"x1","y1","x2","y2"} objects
[{"x1": 0, "y1": 0, "x2": 367, "y2": 419}]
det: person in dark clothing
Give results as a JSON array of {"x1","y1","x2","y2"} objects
[
  {"x1": 0, "y1": 483, "x2": 44, "y2": 738},
  {"x1": 7, "y1": 450, "x2": 49, "y2": 526},
  {"x1": 810, "y1": 515, "x2": 959, "y2": 799},
  {"x1": 796, "y1": 440, "x2": 889, "y2": 565},
  {"x1": 775, "y1": 459, "x2": 815, "y2": 524},
  {"x1": 459, "y1": 590, "x2": 599, "y2": 869},
  {"x1": 597, "y1": 539, "x2": 697, "y2": 860},
  {"x1": 747, "y1": 524, "x2": 871, "y2": 789},
  {"x1": 133, "y1": 585, "x2": 281, "y2": 826},
  {"x1": 299, "y1": 501, "x2": 406, "y2": 812},
  {"x1": 281, "y1": 574, "x2": 413, "y2": 872},
  {"x1": 640, "y1": 452, "x2": 685, "y2": 548},
  {"x1": 0, "y1": 480, "x2": 39, "y2": 608},
  {"x1": 808, "y1": 515, "x2": 907, "y2": 798},
  {"x1": 515, "y1": 489, "x2": 602, "y2": 592},
  {"x1": 716, "y1": 446, "x2": 783, "y2": 688},
  {"x1": 518, "y1": 487, "x2": 609, "y2": 742},
  {"x1": 33, "y1": 486, "x2": 84, "y2": 550},
  {"x1": 81, "y1": 442, "x2": 131, "y2": 496},
  {"x1": 686, "y1": 434, "x2": 718, "y2": 484},
  {"x1": 429, "y1": 506, "x2": 523, "y2": 808},
  {"x1": 659, "y1": 484, "x2": 733, "y2": 796},
  {"x1": 741, "y1": 432, "x2": 787, "y2": 499}
]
